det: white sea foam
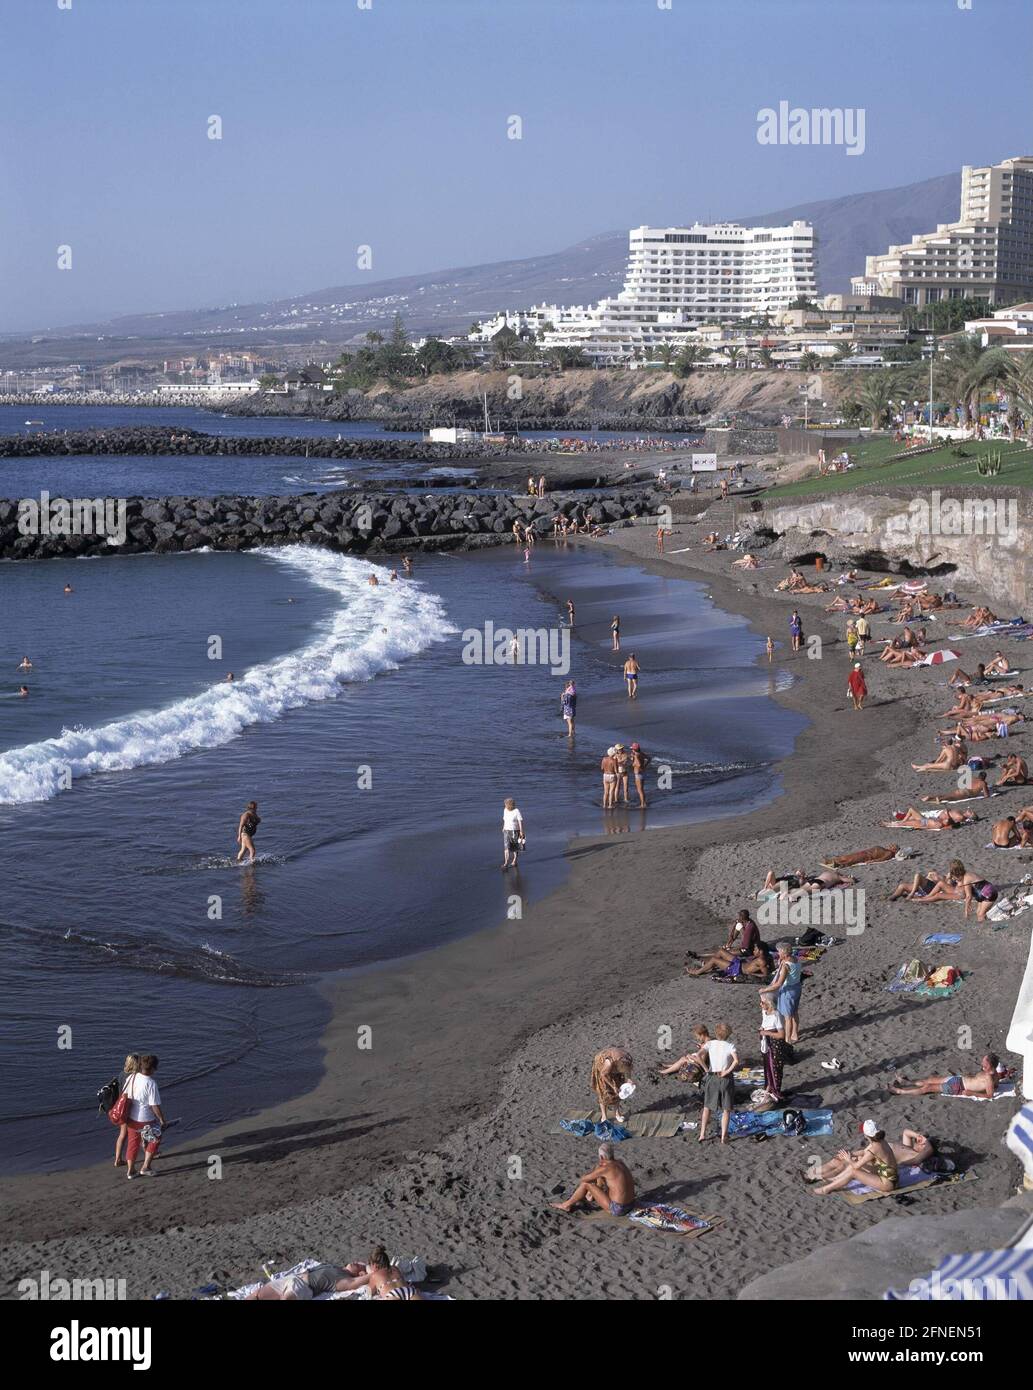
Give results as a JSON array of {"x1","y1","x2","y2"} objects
[{"x1": 0, "y1": 547, "x2": 454, "y2": 805}]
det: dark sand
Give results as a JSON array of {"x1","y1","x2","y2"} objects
[{"x1": 2, "y1": 517, "x2": 1029, "y2": 1301}]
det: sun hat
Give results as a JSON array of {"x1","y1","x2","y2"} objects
[{"x1": 861, "y1": 1119, "x2": 880, "y2": 1138}]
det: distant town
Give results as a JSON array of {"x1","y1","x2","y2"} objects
[{"x1": 5, "y1": 155, "x2": 1033, "y2": 417}]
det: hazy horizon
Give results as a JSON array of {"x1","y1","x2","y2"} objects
[{"x1": 2, "y1": 0, "x2": 1031, "y2": 333}]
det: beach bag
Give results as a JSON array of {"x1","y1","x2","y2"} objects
[
  {"x1": 796, "y1": 928, "x2": 823, "y2": 947},
  {"x1": 108, "y1": 1082, "x2": 131, "y2": 1128},
  {"x1": 781, "y1": 1109, "x2": 807, "y2": 1137},
  {"x1": 97, "y1": 1075, "x2": 121, "y2": 1115}
]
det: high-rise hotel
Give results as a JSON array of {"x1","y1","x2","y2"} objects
[
  {"x1": 852, "y1": 155, "x2": 1033, "y2": 307},
  {"x1": 539, "y1": 220, "x2": 818, "y2": 361}
]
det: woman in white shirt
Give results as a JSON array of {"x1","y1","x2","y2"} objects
[
  {"x1": 123, "y1": 1054, "x2": 166, "y2": 1180},
  {"x1": 501, "y1": 798, "x2": 525, "y2": 870},
  {"x1": 699, "y1": 1024, "x2": 739, "y2": 1145}
]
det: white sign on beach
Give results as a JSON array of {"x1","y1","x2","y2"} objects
[{"x1": 691, "y1": 453, "x2": 718, "y2": 472}]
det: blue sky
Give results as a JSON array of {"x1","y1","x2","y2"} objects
[{"x1": 1, "y1": 0, "x2": 1030, "y2": 330}]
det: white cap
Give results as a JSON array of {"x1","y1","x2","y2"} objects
[
  {"x1": 861, "y1": 1119, "x2": 880, "y2": 1138},
  {"x1": 607, "y1": 746, "x2": 616, "y2": 756},
  {"x1": 618, "y1": 1082, "x2": 636, "y2": 1101}
]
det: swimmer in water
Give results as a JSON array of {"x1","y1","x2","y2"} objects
[
  {"x1": 236, "y1": 800, "x2": 261, "y2": 865},
  {"x1": 18, "y1": 685, "x2": 29, "y2": 697},
  {"x1": 390, "y1": 569, "x2": 399, "y2": 582},
  {"x1": 402, "y1": 555, "x2": 413, "y2": 576},
  {"x1": 368, "y1": 574, "x2": 379, "y2": 587},
  {"x1": 63, "y1": 584, "x2": 73, "y2": 594},
  {"x1": 18, "y1": 657, "x2": 32, "y2": 670},
  {"x1": 224, "y1": 673, "x2": 235, "y2": 682}
]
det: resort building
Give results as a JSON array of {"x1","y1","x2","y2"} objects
[
  {"x1": 851, "y1": 155, "x2": 1033, "y2": 308},
  {"x1": 537, "y1": 221, "x2": 818, "y2": 362}
]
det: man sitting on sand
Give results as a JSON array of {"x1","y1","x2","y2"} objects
[
  {"x1": 991, "y1": 815, "x2": 1021, "y2": 847},
  {"x1": 685, "y1": 909, "x2": 770, "y2": 978},
  {"x1": 821, "y1": 845, "x2": 899, "y2": 868},
  {"x1": 551, "y1": 1142, "x2": 636, "y2": 1216},
  {"x1": 806, "y1": 1126, "x2": 934, "y2": 1194},
  {"x1": 959, "y1": 606, "x2": 998, "y2": 630},
  {"x1": 997, "y1": 754, "x2": 1030, "y2": 787},
  {"x1": 890, "y1": 1054, "x2": 1001, "y2": 1098},
  {"x1": 912, "y1": 739, "x2": 968, "y2": 773},
  {"x1": 984, "y1": 651, "x2": 1011, "y2": 677}
]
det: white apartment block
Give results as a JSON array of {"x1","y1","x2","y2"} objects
[
  {"x1": 538, "y1": 222, "x2": 817, "y2": 362},
  {"x1": 852, "y1": 155, "x2": 1033, "y2": 308}
]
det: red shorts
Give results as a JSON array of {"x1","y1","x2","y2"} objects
[{"x1": 125, "y1": 1119, "x2": 161, "y2": 1164}]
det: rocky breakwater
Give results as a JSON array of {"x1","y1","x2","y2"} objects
[
  {"x1": 0, "y1": 425, "x2": 498, "y2": 465},
  {"x1": 0, "y1": 486, "x2": 665, "y2": 562}
]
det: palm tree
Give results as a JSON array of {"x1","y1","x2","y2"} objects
[
  {"x1": 673, "y1": 343, "x2": 706, "y2": 377},
  {"x1": 940, "y1": 334, "x2": 985, "y2": 425},
  {"x1": 958, "y1": 348, "x2": 1012, "y2": 435},
  {"x1": 1006, "y1": 354, "x2": 1033, "y2": 446},
  {"x1": 724, "y1": 345, "x2": 743, "y2": 369},
  {"x1": 857, "y1": 371, "x2": 893, "y2": 430}
]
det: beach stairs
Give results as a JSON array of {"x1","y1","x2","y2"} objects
[{"x1": 693, "y1": 497, "x2": 741, "y2": 540}]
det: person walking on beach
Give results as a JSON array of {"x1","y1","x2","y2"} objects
[
  {"x1": 631, "y1": 742, "x2": 651, "y2": 809},
  {"x1": 855, "y1": 612, "x2": 870, "y2": 656},
  {"x1": 766, "y1": 636, "x2": 774, "y2": 663},
  {"x1": 601, "y1": 746, "x2": 618, "y2": 808},
  {"x1": 623, "y1": 653, "x2": 640, "y2": 699},
  {"x1": 561, "y1": 680, "x2": 576, "y2": 738},
  {"x1": 789, "y1": 610, "x2": 803, "y2": 653},
  {"x1": 566, "y1": 599, "x2": 575, "y2": 628},
  {"x1": 846, "y1": 619, "x2": 858, "y2": 660},
  {"x1": 848, "y1": 662, "x2": 868, "y2": 711},
  {"x1": 611, "y1": 615, "x2": 621, "y2": 651},
  {"x1": 123, "y1": 1055, "x2": 165, "y2": 1180},
  {"x1": 236, "y1": 800, "x2": 261, "y2": 865},
  {"x1": 113, "y1": 1053, "x2": 140, "y2": 1167},
  {"x1": 656, "y1": 524, "x2": 667, "y2": 555},
  {"x1": 501, "y1": 797, "x2": 525, "y2": 869},
  {"x1": 698, "y1": 1023, "x2": 738, "y2": 1145}
]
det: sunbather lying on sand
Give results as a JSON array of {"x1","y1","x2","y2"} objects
[
  {"x1": 732, "y1": 553, "x2": 759, "y2": 569},
  {"x1": 912, "y1": 740, "x2": 968, "y2": 772},
  {"x1": 920, "y1": 774, "x2": 991, "y2": 802},
  {"x1": 997, "y1": 754, "x2": 1030, "y2": 786},
  {"x1": 821, "y1": 845, "x2": 899, "y2": 868},
  {"x1": 891, "y1": 1054, "x2": 1000, "y2": 1098},
  {"x1": 949, "y1": 664, "x2": 988, "y2": 688},
  {"x1": 760, "y1": 868, "x2": 857, "y2": 895},
  {"x1": 880, "y1": 642, "x2": 927, "y2": 666},
  {"x1": 881, "y1": 807, "x2": 975, "y2": 831},
  {"x1": 806, "y1": 1126, "x2": 934, "y2": 1195},
  {"x1": 246, "y1": 1246, "x2": 417, "y2": 1300},
  {"x1": 551, "y1": 1142, "x2": 637, "y2": 1216},
  {"x1": 776, "y1": 568, "x2": 826, "y2": 594},
  {"x1": 918, "y1": 592, "x2": 944, "y2": 610},
  {"x1": 808, "y1": 1121, "x2": 905, "y2": 1196},
  {"x1": 887, "y1": 865, "x2": 963, "y2": 901},
  {"x1": 959, "y1": 607, "x2": 998, "y2": 630}
]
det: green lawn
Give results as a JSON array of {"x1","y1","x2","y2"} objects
[{"x1": 766, "y1": 438, "x2": 1033, "y2": 500}]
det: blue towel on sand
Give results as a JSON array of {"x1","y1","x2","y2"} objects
[
  {"x1": 728, "y1": 1108, "x2": 833, "y2": 1139},
  {"x1": 923, "y1": 932, "x2": 963, "y2": 945},
  {"x1": 560, "y1": 1119, "x2": 632, "y2": 1143}
]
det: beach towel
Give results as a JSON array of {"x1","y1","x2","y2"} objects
[
  {"x1": 885, "y1": 959, "x2": 966, "y2": 999},
  {"x1": 728, "y1": 1107, "x2": 833, "y2": 1140},
  {"x1": 555, "y1": 1110, "x2": 681, "y2": 1140},
  {"x1": 626, "y1": 1204, "x2": 721, "y2": 1236},
  {"x1": 837, "y1": 1165, "x2": 978, "y2": 1206},
  {"x1": 922, "y1": 932, "x2": 963, "y2": 945},
  {"x1": 559, "y1": 1118, "x2": 633, "y2": 1143}
]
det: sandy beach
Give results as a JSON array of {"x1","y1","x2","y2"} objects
[{"x1": 2, "y1": 516, "x2": 1030, "y2": 1302}]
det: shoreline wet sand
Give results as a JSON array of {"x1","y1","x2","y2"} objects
[{"x1": 2, "y1": 519, "x2": 1030, "y2": 1300}]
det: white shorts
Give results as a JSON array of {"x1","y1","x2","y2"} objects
[{"x1": 271, "y1": 1274, "x2": 312, "y2": 1299}]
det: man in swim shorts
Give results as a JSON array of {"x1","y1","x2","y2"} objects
[
  {"x1": 890, "y1": 1054, "x2": 1001, "y2": 1099},
  {"x1": 623, "y1": 654, "x2": 640, "y2": 699},
  {"x1": 550, "y1": 1142, "x2": 636, "y2": 1216}
]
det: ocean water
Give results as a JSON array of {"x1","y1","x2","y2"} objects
[
  {"x1": 0, "y1": 540, "x2": 801, "y2": 1172},
  {"x1": 0, "y1": 404, "x2": 701, "y2": 497}
]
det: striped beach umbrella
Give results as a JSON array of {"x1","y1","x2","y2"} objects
[
  {"x1": 885, "y1": 1246, "x2": 1033, "y2": 1300},
  {"x1": 918, "y1": 649, "x2": 962, "y2": 665}
]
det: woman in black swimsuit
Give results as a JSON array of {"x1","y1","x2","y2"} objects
[{"x1": 236, "y1": 800, "x2": 261, "y2": 865}]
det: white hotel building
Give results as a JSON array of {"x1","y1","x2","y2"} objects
[{"x1": 538, "y1": 221, "x2": 818, "y2": 362}]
